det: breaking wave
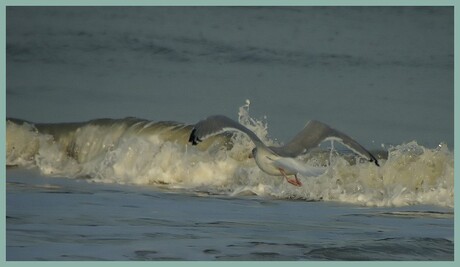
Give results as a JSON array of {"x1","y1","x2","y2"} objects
[{"x1": 6, "y1": 101, "x2": 454, "y2": 207}]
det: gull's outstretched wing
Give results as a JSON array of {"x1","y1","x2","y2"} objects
[
  {"x1": 270, "y1": 120, "x2": 379, "y2": 166},
  {"x1": 189, "y1": 115, "x2": 264, "y2": 147}
]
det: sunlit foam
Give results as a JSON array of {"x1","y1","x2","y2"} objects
[{"x1": 6, "y1": 102, "x2": 454, "y2": 207}]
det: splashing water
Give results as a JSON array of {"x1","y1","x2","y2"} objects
[{"x1": 6, "y1": 101, "x2": 454, "y2": 207}]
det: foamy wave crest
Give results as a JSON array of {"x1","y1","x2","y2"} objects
[{"x1": 6, "y1": 102, "x2": 454, "y2": 207}]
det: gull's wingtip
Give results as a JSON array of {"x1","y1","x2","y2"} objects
[
  {"x1": 370, "y1": 155, "x2": 380, "y2": 167},
  {"x1": 372, "y1": 159, "x2": 380, "y2": 167},
  {"x1": 188, "y1": 128, "x2": 201, "y2": 145}
]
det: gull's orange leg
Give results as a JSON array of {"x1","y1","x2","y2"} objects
[{"x1": 278, "y1": 168, "x2": 302, "y2": 187}]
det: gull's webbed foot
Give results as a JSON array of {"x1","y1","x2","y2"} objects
[{"x1": 279, "y1": 168, "x2": 302, "y2": 187}]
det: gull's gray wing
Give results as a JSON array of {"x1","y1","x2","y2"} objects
[
  {"x1": 189, "y1": 115, "x2": 264, "y2": 146},
  {"x1": 270, "y1": 120, "x2": 379, "y2": 166}
]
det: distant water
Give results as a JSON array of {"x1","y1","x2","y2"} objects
[
  {"x1": 6, "y1": 6, "x2": 453, "y2": 148},
  {"x1": 6, "y1": 6, "x2": 454, "y2": 261}
]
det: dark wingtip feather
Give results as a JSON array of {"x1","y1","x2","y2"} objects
[
  {"x1": 188, "y1": 128, "x2": 201, "y2": 145},
  {"x1": 370, "y1": 155, "x2": 380, "y2": 167}
]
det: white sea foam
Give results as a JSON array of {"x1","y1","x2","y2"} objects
[{"x1": 6, "y1": 102, "x2": 454, "y2": 207}]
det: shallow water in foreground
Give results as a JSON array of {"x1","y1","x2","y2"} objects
[
  {"x1": 5, "y1": 106, "x2": 455, "y2": 260},
  {"x1": 7, "y1": 168, "x2": 453, "y2": 261}
]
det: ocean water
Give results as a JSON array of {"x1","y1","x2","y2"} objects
[{"x1": 5, "y1": 7, "x2": 454, "y2": 261}]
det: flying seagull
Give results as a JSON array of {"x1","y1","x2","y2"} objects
[{"x1": 189, "y1": 115, "x2": 379, "y2": 187}]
